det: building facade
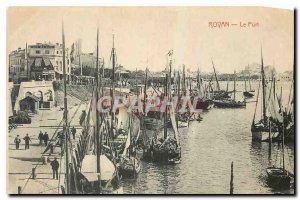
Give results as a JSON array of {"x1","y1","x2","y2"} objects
[
  {"x1": 8, "y1": 48, "x2": 28, "y2": 83},
  {"x1": 28, "y1": 42, "x2": 71, "y2": 80},
  {"x1": 8, "y1": 42, "x2": 71, "y2": 82},
  {"x1": 14, "y1": 80, "x2": 55, "y2": 113}
]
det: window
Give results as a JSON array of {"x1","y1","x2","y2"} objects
[
  {"x1": 60, "y1": 51, "x2": 62, "y2": 54},
  {"x1": 57, "y1": 51, "x2": 59, "y2": 54},
  {"x1": 45, "y1": 50, "x2": 50, "y2": 54},
  {"x1": 36, "y1": 50, "x2": 41, "y2": 54}
]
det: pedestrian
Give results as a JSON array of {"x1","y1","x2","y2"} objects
[
  {"x1": 50, "y1": 157, "x2": 59, "y2": 180},
  {"x1": 14, "y1": 135, "x2": 21, "y2": 150},
  {"x1": 38, "y1": 131, "x2": 43, "y2": 145},
  {"x1": 23, "y1": 133, "x2": 32, "y2": 150},
  {"x1": 43, "y1": 132, "x2": 49, "y2": 146},
  {"x1": 71, "y1": 126, "x2": 76, "y2": 140}
]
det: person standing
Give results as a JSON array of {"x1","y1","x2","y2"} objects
[
  {"x1": 38, "y1": 131, "x2": 43, "y2": 145},
  {"x1": 50, "y1": 157, "x2": 59, "y2": 180},
  {"x1": 71, "y1": 126, "x2": 76, "y2": 140},
  {"x1": 43, "y1": 132, "x2": 49, "y2": 146},
  {"x1": 23, "y1": 133, "x2": 32, "y2": 150},
  {"x1": 14, "y1": 135, "x2": 21, "y2": 150}
]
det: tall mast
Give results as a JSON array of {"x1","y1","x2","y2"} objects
[
  {"x1": 183, "y1": 65, "x2": 186, "y2": 92},
  {"x1": 282, "y1": 116, "x2": 285, "y2": 172},
  {"x1": 273, "y1": 76, "x2": 276, "y2": 99},
  {"x1": 233, "y1": 70, "x2": 236, "y2": 101},
  {"x1": 178, "y1": 71, "x2": 181, "y2": 97},
  {"x1": 197, "y1": 68, "x2": 200, "y2": 92},
  {"x1": 101, "y1": 58, "x2": 104, "y2": 94},
  {"x1": 189, "y1": 75, "x2": 192, "y2": 93},
  {"x1": 112, "y1": 34, "x2": 115, "y2": 93},
  {"x1": 164, "y1": 74, "x2": 168, "y2": 139},
  {"x1": 261, "y1": 48, "x2": 267, "y2": 124},
  {"x1": 110, "y1": 34, "x2": 116, "y2": 140},
  {"x1": 244, "y1": 76, "x2": 247, "y2": 92},
  {"x1": 79, "y1": 47, "x2": 82, "y2": 76},
  {"x1": 95, "y1": 26, "x2": 101, "y2": 174},
  {"x1": 62, "y1": 21, "x2": 70, "y2": 194},
  {"x1": 211, "y1": 59, "x2": 220, "y2": 91},
  {"x1": 135, "y1": 68, "x2": 138, "y2": 96},
  {"x1": 144, "y1": 68, "x2": 148, "y2": 114},
  {"x1": 248, "y1": 66, "x2": 252, "y2": 91}
]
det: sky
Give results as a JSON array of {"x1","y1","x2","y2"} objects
[{"x1": 7, "y1": 7, "x2": 294, "y2": 73}]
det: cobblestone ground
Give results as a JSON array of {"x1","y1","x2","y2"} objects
[{"x1": 8, "y1": 103, "x2": 86, "y2": 194}]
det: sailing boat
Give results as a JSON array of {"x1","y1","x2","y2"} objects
[
  {"x1": 151, "y1": 73, "x2": 181, "y2": 164},
  {"x1": 283, "y1": 80, "x2": 294, "y2": 142},
  {"x1": 213, "y1": 70, "x2": 246, "y2": 108},
  {"x1": 117, "y1": 113, "x2": 141, "y2": 178},
  {"x1": 251, "y1": 50, "x2": 280, "y2": 142},
  {"x1": 146, "y1": 51, "x2": 181, "y2": 164},
  {"x1": 243, "y1": 75, "x2": 254, "y2": 98},
  {"x1": 266, "y1": 120, "x2": 291, "y2": 189},
  {"x1": 248, "y1": 72, "x2": 255, "y2": 93},
  {"x1": 210, "y1": 59, "x2": 230, "y2": 100},
  {"x1": 193, "y1": 67, "x2": 213, "y2": 111},
  {"x1": 76, "y1": 29, "x2": 123, "y2": 194}
]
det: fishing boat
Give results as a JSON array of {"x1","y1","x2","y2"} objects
[
  {"x1": 117, "y1": 113, "x2": 141, "y2": 178},
  {"x1": 209, "y1": 59, "x2": 230, "y2": 100},
  {"x1": 146, "y1": 51, "x2": 181, "y2": 164},
  {"x1": 280, "y1": 81, "x2": 294, "y2": 142},
  {"x1": 266, "y1": 120, "x2": 291, "y2": 189},
  {"x1": 251, "y1": 50, "x2": 280, "y2": 142},
  {"x1": 213, "y1": 71, "x2": 246, "y2": 108},
  {"x1": 75, "y1": 30, "x2": 123, "y2": 194},
  {"x1": 151, "y1": 72, "x2": 181, "y2": 164},
  {"x1": 193, "y1": 68, "x2": 213, "y2": 110},
  {"x1": 243, "y1": 77, "x2": 254, "y2": 98}
]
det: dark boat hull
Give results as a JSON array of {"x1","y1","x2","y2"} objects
[
  {"x1": 118, "y1": 157, "x2": 141, "y2": 178},
  {"x1": 213, "y1": 100, "x2": 246, "y2": 108},
  {"x1": 152, "y1": 147, "x2": 181, "y2": 164},
  {"x1": 251, "y1": 122, "x2": 279, "y2": 142},
  {"x1": 243, "y1": 91, "x2": 254, "y2": 98},
  {"x1": 266, "y1": 167, "x2": 291, "y2": 189}
]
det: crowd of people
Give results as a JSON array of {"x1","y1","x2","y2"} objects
[{"x1": 13, "y1": 128, "x2": 78, "y2": 150}]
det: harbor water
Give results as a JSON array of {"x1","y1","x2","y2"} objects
[{"x1": 121, "y1": 81, "x2": 294, "y2": 194}]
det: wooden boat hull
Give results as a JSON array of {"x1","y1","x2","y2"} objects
[
  {"x1": 243, "y1": 91, "x2": 254, "y2": 98},
  {"x1": 213, "y1": 100, "x2": 246, "y2": 108},
  {"x1": 194, "y1": 99, "x2": 213, "y2": 111},
  {"x1": 118, "y1": 158, "x2": 141, "y2": 178},
  {"x1": 152, "y1": 146, "x2": 181, "y2": 164},
  {"x1": 266, "y1": 167, "x2": 291, "y2": 189},
  {"x1": 251, "y1": 123, "x2": 279, "y2": 142},
  {"x1": 252, "y1": 130, "x2": 279, "y2": 142}
]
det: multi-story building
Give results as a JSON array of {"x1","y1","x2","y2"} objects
[
  {"x1": 8, "y1": 42, "x2": 71, "y2": 82},
  {"x1": 8, "y1": 47, "x2": 28, "y2": 82},
  {"x1": 28, "y1": 42, "x2": 71, "y2": 80}
]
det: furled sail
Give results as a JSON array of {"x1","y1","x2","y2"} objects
[
  {"x1": 170, "y1": 110, "x2": 180, "y2": 146},
  {"x1": 267, "y1": 81, "x2": 283, "y2": 123}
]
